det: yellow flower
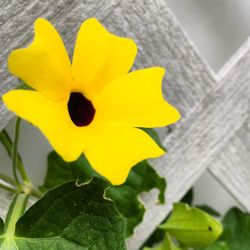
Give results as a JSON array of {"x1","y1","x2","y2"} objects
[{"x1": 3, "y1": 18, "x2": 180, "y2": 185}]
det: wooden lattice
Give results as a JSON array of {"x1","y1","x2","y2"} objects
[{"x1": 0, "y1": 1, "x2": 249, "y2": 249}]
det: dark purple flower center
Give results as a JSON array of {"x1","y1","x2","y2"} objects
[{"x1": 67, "y1": 92, "x2": 95, "y2": 127}]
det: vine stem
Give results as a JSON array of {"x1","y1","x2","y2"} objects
[
  {"x1": 0, "y1": 118, "x2": 41, "y2": 239},
  {"x1": 0, "y1": 173, "x2": 16, "y2": 186},
  {"x1": 0, "y1": 127, "x2": 30, "y2": 184},
  {"x1": 0, "y1": 125, "x2": 43, "y2": 198},
  {"x1": 0, "y1": 130, "x2": 11, "y2": 155},
  {"x1": 21, "y1": 182, "x2": 43, "y2": 198},
  {"x1": 3, "y1": 193, "x2": 29, "y2": 237},
  {"x1": 0, "y1": 183, "x2": 17, "y2": 194},
  {"x1": 0, "y1": 173, "x2": 42, "y2": 198},
  {"x1": 12, "y1": 118, "x2": 21, "y2": 187}
]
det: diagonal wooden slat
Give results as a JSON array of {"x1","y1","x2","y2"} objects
[
  {"x1": 0, "y1": 1, "x2": 249, "y2": 250},
  {"x1": 209, "y1": 121, "x2": 250, "y2": 209},
  {"x1": 208, "y1": 40, "x2": 250, "y2": 213}
]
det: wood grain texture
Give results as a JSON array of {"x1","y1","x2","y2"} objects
[
  {"x1": 208, "y1": 40, "x2": 250, "y2": 213},
  {"x1": 209, "y1": 121, "x2": 250, "y2": 209},
  {"x1": 0, "y1": 1, "x2": 249, "y2": 250}
]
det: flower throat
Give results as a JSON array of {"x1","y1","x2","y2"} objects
[{"x1": 67, "y1": 92, "x2": 95, "y2": 127}]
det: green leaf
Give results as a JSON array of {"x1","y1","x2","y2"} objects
[
  {"x1": 0, "y1": 178, "x2": 126, "y2": 249},
  {"x1": 197, "y1": 241, "x2": 230, "y2": 250},
  {"x1": 140, "y1": 128, "x2": 166, "y2": 151},
  {"x1": 181, "y1": 188, "x2": 193, "y2": 205},
  {"x1": 143, "y1": 233, "x2": 182, "y2": 250},
  {"x1": 197, "y1": 207, "x2": 250, "y2": 250},
  {"x1": 40, "y1": 151, "x2": 101, "y2": 192},
  {"x1": 143, "y1": 189, "x2": 199, "y2": 250},
  {"x1": 159, "y1": 203, "x2": 223, "y2": 248},
  {"x1": 106, "y1": 160, "x2": 166, "y2": 237},
  {"x1": 41, "y1": 151, "x2": 166, "y2": 237},
  {"x1": 141, "y1": 229, "x2": 165, "y2": 249},
  {"x1": 125, "y1": 160, "x2": 166, "y2": 204},
  {"x1": 220, "y1": 207, "x2": 250, "y2": 250},
  {"x1": 0, "y1": 218, "x2": 4, "y2": 235}
]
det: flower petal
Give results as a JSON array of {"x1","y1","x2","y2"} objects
[
  {"x1": 94, "y1": 67, "x2": 181, "y2": 128},
  {"x1": 3, "y1": 90, "x2": 83, "y2": 161},
  {"x1": 83, "y1": 125, "x2": 164, "y2": 185},
  {"x1": 8, "y1": 18, "x2": 74, "y2": 101},
  {"x1": 72, "y1": 18, "x2": 137, "y2": 98}
]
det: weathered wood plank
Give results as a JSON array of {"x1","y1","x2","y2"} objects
[
  {"x1": 208, "y1": 39, "x2": 250, "y2": 213},
  {"x1": 209, "y1": 121, "x2": 250, "y2": 211}
]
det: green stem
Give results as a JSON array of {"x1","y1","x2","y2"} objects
[
  {"x1": 0, "y1": 183, "x2": 17, "y2": 194},
  {"x1": 0, "y1": 130, "x2": 12, "y2": 156},
  {"x1": 3, "y1": 193, "x2": 29, "y2": 237},
  {"x1": 20, "y1": 182, "x2": 43, "y2": 198},
  {"x1": 0, "y1": 172, "x2": 42, "y2": 198},
  {"x1": 30, "y1": 186, "x2": 43, "y2": 198},
  {"x1": 0, "y1": 128, "x2": 30, "y2": 183},
  {"x1": 12, "y1": 118, "x2": 21, "y2": 187},
  {"x1": 0, "y1": 173, "x2": 16, "y2": 186}
]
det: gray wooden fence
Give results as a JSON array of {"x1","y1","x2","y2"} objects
[{"x1": 0, "y1": 1, "x2": 249, "y2": 249}]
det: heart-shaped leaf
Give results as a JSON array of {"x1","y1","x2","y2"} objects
[
  {"x1": 0, "y1": 178, "x2": 126, "y2": 249},
  {"x1": 40, "y1": 151, "x2": 166, "y2": 237}
]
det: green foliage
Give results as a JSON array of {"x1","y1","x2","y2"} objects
[
  {"x1": 40, "y1": 152, "x2": 100, "y2": 192},
  {"x1": 106, "y1": 160, "x2": 166, "y2": 236},
  {"x1": 40, "y1": 150, "x2": 166, "y2": 237},
  {"x1": 0, "y1": 178, "x2": 126, "y2": 249},
  {"x1": 0, "y1": 218, "x2": 4, "y2": 235},
  {"x1": 144, "y1": 233, "x2": 182, "y2": 250},
  {"x1": 144, "y1": 189, "x2": 250, "y2": 250},
  {"x1": 197, "y1": 242, "x2": 229, "y2": 250},
  {"x1": 181, "y1": 188, "x2": 193, "y2": 205},
  {"x1": 140, "y1": 128, "x2": 166, "y2": 151},
  {"x1": 141, "y1": 227, "x2": 165, "y2": 249},
  {"x1": 198, "y1": 207, "x2": 250, "y2": 250},
  {"x1": 142, "y1": 188, "x2": 195, "y2": 248},
  {"x1": 221, "y1": 207, "x2": 250, "y2": 249},
  {"x1": 159, "y1": 203, "x2": 223, "y2": 248}
]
